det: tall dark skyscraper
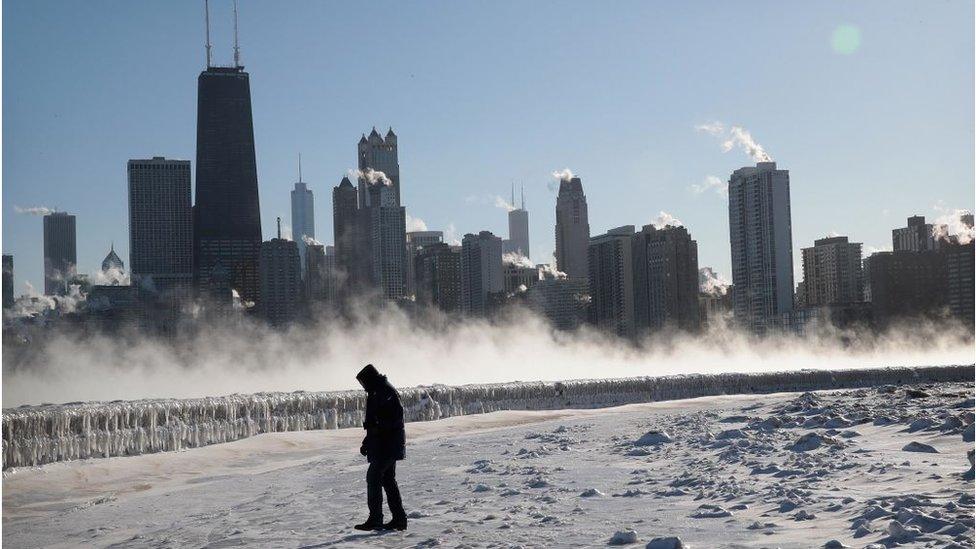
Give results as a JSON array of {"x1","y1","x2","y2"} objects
[
  {"x1": 258, "y1": 219, "x2": 301, "y2": 325},
  {"x1": 555, "y1": 176, "x2": 590, "y2": 280},
  {"x1": 2, "y1": 254, "x2": 13, "y2": 309},
  {"x1": 358, "y1": 127, "x2": 400, "y2": 207},
  {"x1": 193, "y1": 11, "x2": 262, "y2": 303},
  {"x1": 632, "y1": 224, "x2": 701, "y2": 332},
  {"x1": 332, "y1": 175, "x2": 360, "y2": 291},
  {"x1": 128, "y1": 157, "x2": 193, "y2": 293},
  {"x1": 504, "y1": 184, "x2": 530, "y2": 258},
  {"x1": 460, "y1": 231, "x2": 503, "y2": 315},
  {"x1": 291, "y1": 158, "x2": 314, "y2": 275},
  {"x1": 43, "y1": 212, "x2": 77, "y2": 295},
  {"x1": 587, "y1": 225, "x2": 635, "y2": 337}
]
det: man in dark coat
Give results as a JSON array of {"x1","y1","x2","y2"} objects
[{"x1": 354, "y1": 364, "x2": 408, "y2": 531}]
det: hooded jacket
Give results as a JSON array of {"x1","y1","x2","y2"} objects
[{"x1": 357, "y1": 364, "x2": 406, "y2": 462}]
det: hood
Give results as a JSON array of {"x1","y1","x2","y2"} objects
[{"x1": 356, "y1": 364, "x2": 385, "y2": 392}]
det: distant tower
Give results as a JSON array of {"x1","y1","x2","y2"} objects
[
  {"x1": 258, "y1": 217, "x2": 301, "y2": 325},
  {"x1": 460, "y1": 231, "x2": 503, "y2": 315},
  {"x1": 728, "y1": 162, "x2": 795, "y2": 333},
  {"x1": 892, "y1": 216, "x2": 946, "y2": 252},
  {"x1": 505, "y1": 183, "x2": 530, "y2": 258},
  {"x1": 128, "y1": 157, "x2": 192, "y2": 293},
  {"x1": 555, "y1": 176, "x2": 590, "y2": 279},
  {"x1": 366, "y1": 182, "x2": 407, "y2": 299},
  {"x1": 357, "y1": 127, "x2": 401, "y2": 207},
  {"x1": 588, "y1": 226, "x2": 636, "y2": 337},
  {"x1": 43, "y1": 212, "x2": 77, "y2": 295},
  {"x1": 332, "y1": 176, "x2": 360, "y2": 291},
  {"x1": 194, "y1": 1, "x2": 262, "y2": 303},
  {"x1": 2, "y1": 255, "x2": 13, "y2": 309},
  {"x1": 101, "y1": 243, "x2": 124, "y2": 272},
  {"x1": 632, "y1": 224, "x2": 701, "y2": 332},
  {"x1": 800, "y1": 236, "x2": 863, "y2": 306},
  {"x1": 291, "y1": 155, "x2": 315, "y2": 275},
  {"x1": 406, "y1": 231, "x2": 444, "y2": 297},
  {"x1": 415, "y1": 242, "x2": 462, "y2": 312}
]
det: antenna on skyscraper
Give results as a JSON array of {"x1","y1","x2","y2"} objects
[
  {"x1": 233, "y1": 0, "x2": 241, "y2": 68},
  {"x1": 204, "y1": 0, "x2": 213, "y2": 67},
  {"x1": 298, "y1": 153, "x2": 303, "y2": 183},
  {"x1": 521, "y1": 183, "x2": 525, "y2": 210},
  {"x1": 277, "y1": 216, "x2": 281, "y2": 239},
  {"x1": 511, "y1": 181, "x2": 515, "y2": 208}
]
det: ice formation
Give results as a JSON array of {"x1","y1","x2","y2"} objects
[{"x1": 2, "y1": 364, "x2": 971, "y2": 469}]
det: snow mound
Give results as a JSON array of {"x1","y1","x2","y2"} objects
[
  {"x1": 902, "y1": 441, "x2": 938, "y2": 453},
  {"x1": 634, "y1": 430, "x2": 673, "y2": 446},
  {"x1": 579, "y1": 488, "x2": 605, "y2": 497},
  {"x1": 608, "y1": 529, "x2": 639, "y2": 545},
  {"x1": 645, "y1": 537, "x2": 684, "y2": 549},
  {"x1": 791, "y1": 432, "x2": 840, "y2": 452}
]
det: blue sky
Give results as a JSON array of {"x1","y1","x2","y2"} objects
[{"x1": 3, "y1": 0, "x2": 973, "y2": 294}]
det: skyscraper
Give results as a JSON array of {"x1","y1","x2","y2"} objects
[
  {"x1": 526, "y1": 273, "x2": 589, "y2": 331},
  {"x1": 728, "y1": 162, "x2": 795, "y2": 333},
  {"x1": 332, "y1": 176, "x2": 359, "y2": 291},
  {"x1": 587, "y1": 225, "x2": 636, "y2": 337},
  {"x1": 305, "y1": 243, "x2": 337, "y2": 306},
  {"x1": 892, "y1": 216, "x2": 946, "y2": 252},
  {"x1": 43, "y1": 212, "x2": 77, "y2": 295},
  {"x1": 2, "y1": 255, "x2": 13, "y2": 309},
  {"x1": 366, "y1": 182, "x2": 407, "y2": 299},
  {"x1": 258, "y1": 219, "x2": 301, "y2": 325},
  {"x1": 291, "y1": 159, "x2": 314, "y2": 275},
  {"x1": 415, "y1": 242, "x2": 462, "y2": 313},
  {"x1": 406, "y1": 231, "x2": 443, "y2": 297},
  {"x1": 358, "y1": 127, "x2": 401, "y2": 207},
  {"x1": 555, "y1": 176, "x2": 590, "y2": 279},
  {"x1": 504, "y1": 184, "x2": 530, "y2": 258},
  {"x1": 461, "y1": 231, "x2": 503, "y2": 315},
  {"x1": 800, "y1": 236, "x2": 863, "y2": 306},
  {"x1": 128, "y1": 157, "x2": 192, "y2": 293},
  {"x1": 193, "y1": 12, "x2": 262, "y2": 304},
  {"x1": 632, "y1": 224, "x2": 701, "y2": 332}
]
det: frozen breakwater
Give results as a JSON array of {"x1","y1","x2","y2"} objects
[{"x1": 3, "y1": 364, "x2": 972, "y2": 469}]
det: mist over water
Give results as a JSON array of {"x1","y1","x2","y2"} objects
[{"x1": 2, "y1": 304, "x2": 973, "y2": 408}]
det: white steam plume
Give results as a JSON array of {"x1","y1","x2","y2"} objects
[
  {"x1": 539, "y1": 263, "x2": 567, "y2": 280},
  {"x1": 302, "y1": 235, "x2": 323, "y2": 246},
  {"x1": 651, "y1": 211, "x2": 683, "y2": 229},
  {"x1": 690, "y1": 175, "x2": 728, "y2": 196},
  {"x1": 93, "y1": 266, "x2": 129, "y2": 286},
  {"x1": 444, "y1": 223, "x2": 461, "y2": 246},
  {"x1": 349, "y1": 168, "x2": 392, "y2": 186},
  {"x1": 405, "y1": 214, "x2": 428, "y2": 232},
  {"x1": 494, "y1": 196, "x2": 516, "y2": 212},
  {"x1": 698, "y1": 267, "x2": 730, "y2": 296},
  {"x1": 696, "y1": 121, "x2": 772, "y2": 162},
  {"x1": 551, "y1": 169, "x2": 575, "y2": 182},
  {"x1": 932, "y1": 208, "x2": 974, "y2": 245},
  {"x1": 15, "y1": 205, "x2": 56, "y2": 216},
  {"x1": 502, "y1": 252, "x2": 534, "y2": 269}
]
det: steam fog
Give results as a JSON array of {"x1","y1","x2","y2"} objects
[{"x1": 3, "y1": 303, "x2": 972, "y2": 408}]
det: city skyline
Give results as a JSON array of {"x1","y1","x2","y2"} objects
[{"x1": 3, "y1": 1, "x2": 974, "y2": 295}]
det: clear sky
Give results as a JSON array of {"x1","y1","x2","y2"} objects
[{"x1": 3, "y1": 0, "x2": 973, "y2": 294}]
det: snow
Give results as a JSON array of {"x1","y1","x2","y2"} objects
[
  {"x1": 3, "y1": 363, "x2": 971, "y2": 469},
  {"x1": 3, "y1": 380, "x2": 973, "y2": 548}
]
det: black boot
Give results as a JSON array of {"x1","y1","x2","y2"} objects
[
  {"x1": 382, "y1": 516, "x2": 407, "y2": 531},
  {"x1": 354, "y1": 517, "x2": 384, "y2": 531}
]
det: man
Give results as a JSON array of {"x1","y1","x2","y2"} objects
[{"x1": 354, "y1": 364, "x2": 408, "y2": 531}]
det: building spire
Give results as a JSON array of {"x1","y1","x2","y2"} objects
[
  {"x1": 204, "y1": 0, "x2": 213, "y2": 68},
  {"x1": 511, "y1": 181, "x2": 515, "y2": 208},
  {"x1": 233, "y1": 0, "x2": 241, "y2": 68},
  {"x1": 277, "y1": 216, "x2": 281, "y2": 239},
  {"x1": 298, "y1": 153, "x2": 303, "y2": 183},
  {"x1": 521, "y1": 183, "x2": 525, "y2": 210}
]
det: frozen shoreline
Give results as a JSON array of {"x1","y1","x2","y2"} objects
[{"x1": 3, "y1": 363, "x2": 973, "y2": 469}]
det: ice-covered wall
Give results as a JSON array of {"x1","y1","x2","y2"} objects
[{"x1": 3, "y1": 364, "x2": 972, "y2": 469}]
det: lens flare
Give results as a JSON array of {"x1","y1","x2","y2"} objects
[{"x1": 832, "y1": 24, "x2": 861, "y2": 55}]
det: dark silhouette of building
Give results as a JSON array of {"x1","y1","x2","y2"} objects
[
  {"x1": 632, "y1": 224, "x2": 701, "y2": 332},
  {"x1": 504, "y1": 184, "x2": 530, "y2": 258},
  {"x1": 332, "y1": 176, "x2": 360, "y2": 293},
  {"x1": 892, "y1": 215, "x2": 945, "y2": 252},
  {"x1": 864, "y1": 251, "x2": 946, "y2": 325},
  {"x1": 461, "y1": 231, "x2": 503, "y2": 315},
  {"x1": 503, "y1": 260, "x2": 538, "y2": 295},
  {"x1": 943, "y1": 240, "x2": 974, "y2": 326},
  {"x1": 555, "y1": 176, "x2": 590, "y2": 280},
  {"x1": 305, "y1": 243, "x2": 336, "y2": 307},
  {"x1": 365, "y1": 182, "x2": 407, "y2": 300},
  {"x1": 588, "y1": 225, "x2": 636, "y2": 337},
  {"x1": 291, "y1": 158, "x2": 314, "y2": 275},
  {"x1": 43, "y1": 212, "x2": 77, "y2": 295},
  {"x1": 258, "y1": 219, "x2": 301, "y2": 325},
  {"x1": 728, "y1": 162, "x2": 794, "y2": 333},
  {"x1": 128, "y1": 157, "x2": 192, "y2": 295},
  {"x1": 193, "y1": 58, "x2": 262, "y2": 303},
  {"x1": 406, "y1": 231, "x2": 443, "y2": 298},
  {"x1": 358, "y1": 127, "x2": 401, "y2": 207},
  {"x1": 2, "y1": 255, "x2": 13, "y2": 309},
  {"x1": 415, "y1": 242, "x2": 461, "y2": 313},
  {"x1": 526, "y1": 273, "x2": 589, "y2": 330},
  {"x1": 799, "y1": 236, "x2": 863, "y2": 306}
]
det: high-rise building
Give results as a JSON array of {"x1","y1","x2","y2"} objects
[
  {"x1": 358, "y1": 127, "x2": 401, "y2": 207},
  {"x1": 415, "y1": 242, "x2": 462, "y2": 313},
  {"x1": 588, "y1": 225, "x2": 636, "y2": 337},
  {"x1": 525, "y1": 273, "x2": 589, "y2": 330},
  {"x1": 461, "y1": 231, "x2": 503, "y2": 315},
  {"x1": 291, "y1": 167, "x2": 315, "y2": 275},
  {"x1": 632, "y1": 224, "x2": 701, "y2": 332},
  {"x1": 892, "y1": 216, "x2": 946, "y2": 252},
  {"x1": 100, "y1": 244, "x2": 125, "y2": 283},
  {"x1": 332, "y1": 176, "x2": 359, "y2": 291},
  {"x1": 504, "y1": 185, "x2": 530, "y2": 258},
  {"x1": 128, "y1": 157, "x2": 192, "y2": 293},
  {"x1": 944, "y1": 240, "x2": 974, "y2": 325},
  {"x1": 406, "y1": 231, "x2": 444, "y2": 297},
  {"x1": 366, "y1": 182, "x2": 407, "y2": 299},
  {"x1": 43, "y1": 212, "x2": 77, "y2": 295},
  {"x1": 2, "y1": 255, "x2": 13, "y2": 309},
  {"x1": 305, "y1": 243, "x2": 336, "y2": 306},
  {"x1": 555, "y1": 176, "x2": 590, "y2": 279},
  {"x1": 193, "y1": 57, "x2": 262, "y2": 303},
  {"x1": 258, "y1": 220, "x2": 301, "y2": 325},
  {"x1": 728, "y1": 162, "x2": 795, "y2": 333},
  {"x1": 800, "y1": 236, "x2": 863, "y2": 306},
  {"x1": 503, "y1": 259, "x2": 538, "y2": 295},
  {"x1": 864, "y1": 251, "x2": 946, "y2": 325}
]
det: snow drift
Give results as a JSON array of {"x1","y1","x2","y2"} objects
[{"x1": 3, "y1": 364, "x2": 972, "y2": 469}]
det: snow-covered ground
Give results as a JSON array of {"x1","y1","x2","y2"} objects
[{"x1": 3, "y1": 382, "x2": 973, "y2": 548}]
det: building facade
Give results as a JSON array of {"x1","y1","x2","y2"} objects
[
  {"x1": 632, "y1": 224, "x2": 701, "y2": 332},
  {"x1": 526, "y1": 275, "x2": 589, "y2": 330},
  {"x1": 460, "y1": 231, "x2": 503, "y2": 315},
  {"x1": 892, "y1": 216, "x2": 946, "y2": 253},
  {"x1": 800, "y1": 236, "x2": 863, "y2": 306},
  {"x1": 305, "y1": 244, "x2": 337, "y2": 306},
  {"x1": 415, "y1": 242, "x2": 462, "y2": 313},
  {"x1": 193, "y1": 65, "x2": 262, "y2": 304},
  {"x1": 587, "y1": 226, "x2": 636, "y2": 337},
  {"x1": 366, "y1": 183, "x2": 407, "y2": 300},
  {"x1": 258, "y1": 232, "x2": 302, "y2": 325},
  {"x1": 128, "y1": 157, "x2": 192, "y2": 294},
  {"x1": 2, "y1": 255, "x2": 13, "y2": 309},
  {"x1": 43, "y1": 212, "x2": 77, "y2": 295},
  {"x1": 358, "y1": 127, "x2": 401, "y2": 207},
  {"x1": 943, "y1": 240, "x2": 975, "y2": 325},
  {"x1": 406, "y1": 231, "x2": 444, "y2": 298},
  {"x1": 727, "y1": 162, "x2": 795, "y2": 333},
  {"x1": 554, "y1": 176, "x2": 590, "y2": 280},
  {"x1": 864, "y1": 251, "x2": 946, "y2": 325},
  {"x1": 291, "y1": 180, "x2": 314, "y2": 274},
  {"x1": 332, "y1": 176, "x2": 359, "y2": 292}
]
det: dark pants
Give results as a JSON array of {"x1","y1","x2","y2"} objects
[{"x1": 366, "y1": 458, "x2": 405, "y2": 521}]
